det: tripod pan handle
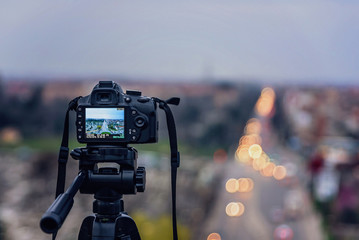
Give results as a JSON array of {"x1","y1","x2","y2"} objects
[{"x1": 40, "y1": 193, "x2": 74, "y2": 233}]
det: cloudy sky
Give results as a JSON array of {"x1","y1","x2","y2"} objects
[{"x1": 0, "y1": 0, "x2": 358, "y2": 83}]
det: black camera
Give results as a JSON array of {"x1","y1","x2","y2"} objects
[{"x1": 76, "y1": 81, "x2": 158, "y2": 144}]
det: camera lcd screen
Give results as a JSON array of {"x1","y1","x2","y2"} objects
[{"x1": 85, "y1": 108, "x2": 125, "y2": 139}]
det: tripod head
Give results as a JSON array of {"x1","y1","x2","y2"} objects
[
  {"x1": 71, "y1": 145, "x2": 145, "y2": 195},
  {"x1": 40, "y1": 81, "x2": 180, "y2": 240}
]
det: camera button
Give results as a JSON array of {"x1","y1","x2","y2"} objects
[
  {"x1": 126, "y1": 90, "x2": 142, "y2": 96},
  {"x1": 125, "y1": 97, "x2": 131, "y2": 103},
  {"x1": 135, "y1": 117, "x2": 146, "y2": 128},
  {"x1": 131, "y1": 136, "x2": 137, "y2": 141},
  {"x1": 132, "y1": 110, "x2": 138, "y2": 115},
  {"x1": 137, "y1": 97, "x2": 150, "y2": 103}
]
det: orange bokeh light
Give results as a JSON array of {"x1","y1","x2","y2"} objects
[
  {"x1": 245, "y1": 119, "x2": 262, "y2": 135},
  {"x1": 255, "y1": 87, "x2": 276, "y2": 117},
  {"x1": 256, "y1": 99, "x2": 274, "y2": 117},
  {"x1": 207, "y1": 233, "x2": 221, "y2": 240},
  {"x1": 240, "y1": 134, "x2": 262, "y2": 146},
  {"x1": 260, "y1": 162, "x2": 276, "y2": 177},
  {"x1": 261, "y1": 87, "x2": 276, "y2": 98},
  {"x1": 235, "y1": 146, "x2": 251, "y2": 164},
  {"x1": 225, "y1": 178, "x2": 239, "y2": 193},
  {"x1": 252, "y1": 156, "x2": 268, "y2": 171},
  {"x1": 273, "y1": 165, "x2": 287, "y2": 180},
  {"x1": 247, "y1": 118, "x2": 261, "y2": 125},
  {"x1": 238, "y1": 178, "x2": 254, "y2": 192}
]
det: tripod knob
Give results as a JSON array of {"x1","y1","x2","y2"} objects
[{"x1": 135, "y1": 167, "x2": 146, "y2": 192}]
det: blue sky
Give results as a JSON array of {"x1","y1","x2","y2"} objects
[
  {"x1": 86, "y1": 108, "x2": 124, "y2": 120},
  {"x1": 0, "y1": 0, "x2": 359, "y2": 83}
]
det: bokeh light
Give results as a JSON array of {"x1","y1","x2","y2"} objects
[
  {"x1": 207, "y1": 233, "x2": 221, "y2": 240},
  {"x1": 238, "y1": 178, "x2": 254, "y2": 192},
  {"x1": 225, "y1": 178, "x2": 239, "y2": 193},
  {"x1": 248, "y1": 144, "x2": 263, "y2": 159},
  {"x1": 245, "y1": 118, "x2": 262, "y2": 135},
  {"x1": 240, "y1": 134, "x2": 262, "y2": 146},
  {"x1": 238, "y1": 178, "x2": 249, "y2": 192},
  {"x1": 260, "y1": 162, "x2": 276, "y2": 177},
  {"x1": 0, "y1": 127, "x2": 22, "y2": 144},
  {"x1": 255, "y1": 87, "x2": 276, "y2": 117},
  {"x1": 225, "y1": 202, "x2": 245, "y2": 217},
  {"x1": 273, "y1": 165, "x2": 287, "y2": 180},
  {"x1": 273, "y1": 224, "x2": 294, "y2": 240},
  {"x1": 235, "y1": 146, "x2": 251, "y2": 164},
  {"x1": 246, "y1": 178, "x2": 254, "y2": 192},
  {"x1": 252, "y1": 154, "x2": 269, "y2": 171},
  {"x1": 213, "y1": 149, "x2": 227, "y2": 163},
  {"x1": 262, "y1": 87, "x2": 276, "y2": 99}
]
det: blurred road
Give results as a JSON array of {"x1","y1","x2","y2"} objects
[
  {"x1": 202, "y1": 89, "x2": 324, "y2": 240},
  {"x1": 202, "y1": 155, "x2": 323, "y2": 240}
]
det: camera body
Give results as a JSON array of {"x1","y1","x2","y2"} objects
[{"x1": 76, "y1": 81, "x2": 158, "y2": 144}]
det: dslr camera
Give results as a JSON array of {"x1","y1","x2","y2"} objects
[{"x1": 76, "y1": 81, "x2": 158, "y2": 144}]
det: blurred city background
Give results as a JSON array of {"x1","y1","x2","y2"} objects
[{"x1": 1, "y1": 1, "x2": 359, "y2": 240}]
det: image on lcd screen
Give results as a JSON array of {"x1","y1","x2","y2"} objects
[{"x1": 85, "y1": 108, "x2": 125, "y2": 139}]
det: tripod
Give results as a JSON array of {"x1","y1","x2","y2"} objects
[
  {"x1": 40, "y1": 93, "x2": 180, "y2": 240},
  {"x1": 40, "y1": 146, "x2": 145, "y2": 240}
]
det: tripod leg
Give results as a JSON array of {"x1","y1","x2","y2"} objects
[
  {"x1": 115, "y1": 214, "x2": 141, "y2": 240},
  {"x1": 78, "y1": 208, "x2": 141, "y2": 240},
  {"x1": 78, "y1": 216, "x2": 95, "y2": 240},
  {"x1": 92, "y1": 219, "x2": 117, "y2": 240},
  {"x1": 80, "y1": 215, "x2": 133, "y2": 240}
]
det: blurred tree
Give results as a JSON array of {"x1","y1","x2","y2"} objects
[{"x1": 132, "y1": 212, "x2": 191, "y2": 240}]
